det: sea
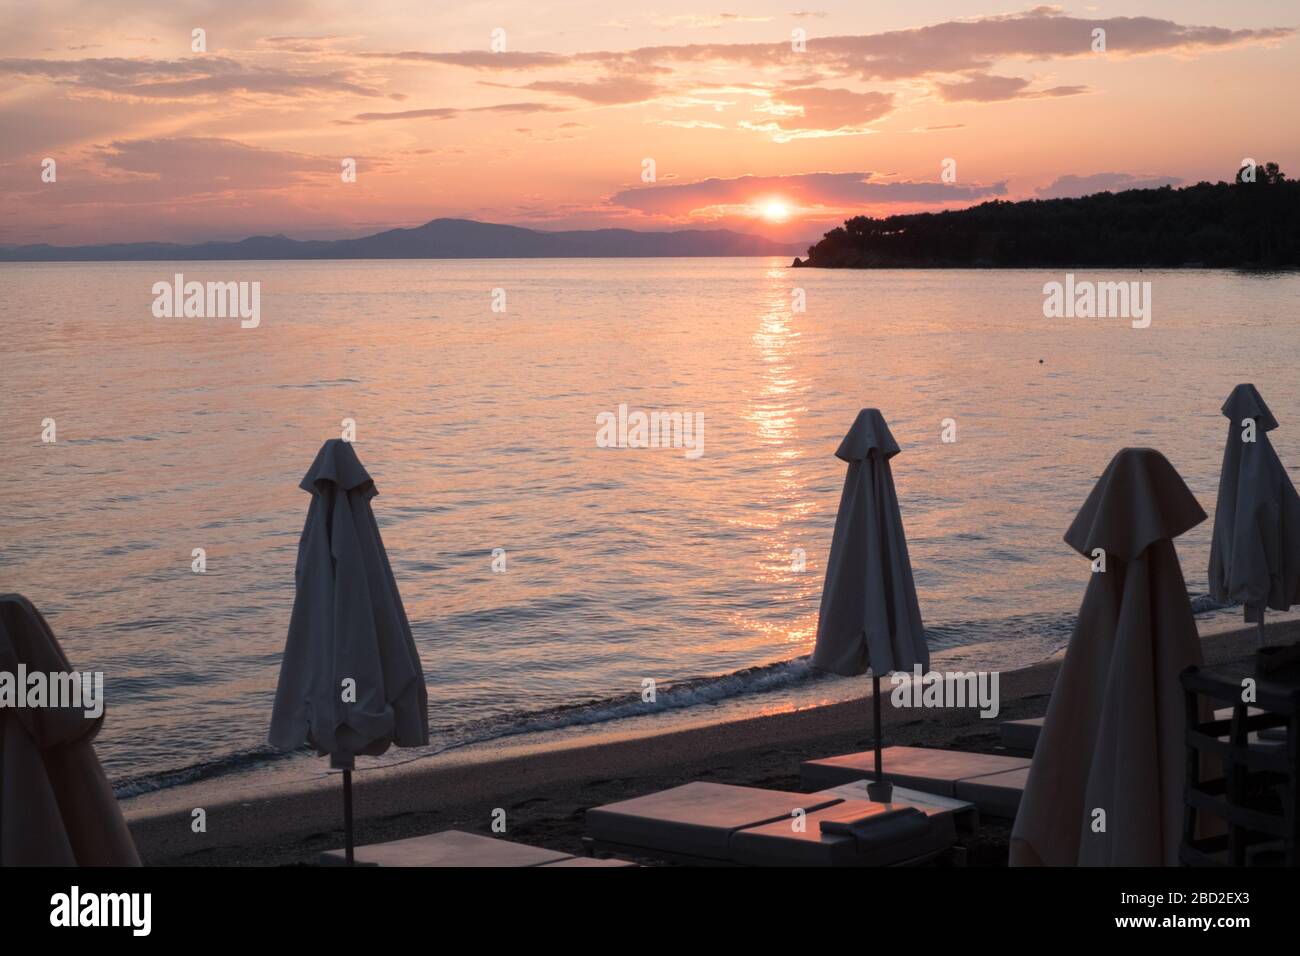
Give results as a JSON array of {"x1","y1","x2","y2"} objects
[{"x1": 3, "y1": 259, "x2": 1298, "y2": 797}]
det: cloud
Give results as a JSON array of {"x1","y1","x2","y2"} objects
[
  {"x1": 342, "y1": 102, "x2": 568, "y2": 124},
  {"x1": 934, "y1": 72, "x2": 1089, "y2": 101},
  {"x1": 0, "y1": 136, "x2": 336, "y2": 219},
  {"x1": 1035, "y1": 171, "x2": 1183, "y2": 198},
  {"x1": 1032, "y1": 84, "x2": 1088, "y2": 98},
  {"x1": 94, "y1": 137, "x2": 329, "y2": 191},
  {"x1": 339, "y1": 9, "x2": 1286, "y2": 137},
  {"x1": 654, "y1": 119, "x2": 728, "y2": 130},
  {"x1": 0, "y1": 55, "x2": 386, "y2": 100},
  {"x1": 764, "y1": 86, "x2": 895, "y2": 132},
  {"x1": 652, "y1": 14, "x2": 774, "y2": 29},
  {"x1": 0, "y1": 133, "x2": 393, "y2": 244},
  {"x1": 608, "y1": 171, "x2": 1007, "y2": 218},
  {"x1": 365, "y1": 9, "x2": 1291, "y2": 84},
  {"x1": 795, "y1": 9, "x2": 1292, "y2": 81},
  {"x1": 259, "y1": 35, "x2": 357, "y2": 54},
  {"x1": 356, "y1": 50, "x2": 565, "y2": 68},
  {"x1": 5, "y1": 7, "x2": 1292, "y2": 122},
  {"x1": 490, "y1": 74, "x2": 663, "y2": 105}
]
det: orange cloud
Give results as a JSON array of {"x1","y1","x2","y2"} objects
[
  {"x1": 608, "y1": 172, "x2": 1007, "y2": 219},
  {"x1": 0, "y1": 55, "x2": 388, "y2": 100},
  {"x1": 934, "y1": 73, "x2": 1089, "y2": 102},
  {"x1": 341, "y1": 103, "x2": 567, "y2": 124}
]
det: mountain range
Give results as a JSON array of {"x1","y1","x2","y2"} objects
[{"x1": 0, "y1": 218, "x2": 803, "y2": 262}]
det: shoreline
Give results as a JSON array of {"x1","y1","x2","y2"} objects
[
  {"x1": 123, "y1": 617, "x2": 1298, "y2": 865},
  {"x1": 789, "y1": 262, "x2": 1300, "y2": 271}
]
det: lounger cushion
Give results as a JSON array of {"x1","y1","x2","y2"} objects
[
  {"x1": 801, "y1": 746, "x2": 1031, "y2": 794},
  {"x1": 586, "y1": 782, "x2": 839, "y2": 860},
  {"x1": 953, "y1": 767, "x2": 1031, "y2": 817},
  {"x1": 730, "y1": 799, "x2": 955, "y2": 867},
  {"x1": 320, "y1": 829, "x2": 572, "y2": 867},
  {"x1": 540, "y1": 857, "x2": 638, "y2": 867},
  {"x1": 813, "y1": 780, "x2": 979, "y2": 831}
]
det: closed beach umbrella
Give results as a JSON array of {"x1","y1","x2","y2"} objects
[
  {"x1": 0, "y1": 594, "x2": 140, "y2": 866},
  {"x1": 811, "y1": 409, "x2": 929, "y2": 801},
  {"x1": 269, "y1": 439, "x2": 429, "y2": 863},
  {"x1": 1208, "y1": 384, "x2": 1300, "y2": 640},
  {"x1": 1011, "y1": 448, "x2": 1206, "y2": 866}
]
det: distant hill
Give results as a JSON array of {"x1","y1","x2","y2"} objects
[
  {"x1": 0, "y1": 218, "x2": 802, "y2": 262},
  {"x1": 794, "y1": 164, "x2": 1299, "y2": 269}
]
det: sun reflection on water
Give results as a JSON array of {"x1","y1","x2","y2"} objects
[{"x1": 725, "y1": 267, "x2": 819, "y2": 651}]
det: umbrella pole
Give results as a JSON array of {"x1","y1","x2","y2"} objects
[
  {"x1": 866, "y1": 673, "x2": 893, "y2": 804},
  {"x1": 873, "y1": 673, "x2": 883, "y2": 777},
  {"x1": 1256, "y1": 608, "x2": 1266, "y2": 647},
  {"x1": 343, "y1": 768, "x2": 354, "y2": 865},
  {"x1": 330, "y1": 752, "x2": 357, "y2": 864}
]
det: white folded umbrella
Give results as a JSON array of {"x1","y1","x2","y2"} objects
[
  {"x1": 0, "y1": 593, "x2": 140, "y2": 866},
  {"x1": 1208, "y1": 384, "x2": 1300, "y2": 639},
  {"x1": 811, "y1": 409, "x2": 929, "y2": 801},
  {"x1": 1011, "y1": 448, "x2": 1206, "y2": 866},
  {"x1": 269, "y1": 439, "x2": 429, "y2": 862}
]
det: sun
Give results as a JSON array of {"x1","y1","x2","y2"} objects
[{"x1": 761, "y1": 200, "x2": 790, "y2": 222}]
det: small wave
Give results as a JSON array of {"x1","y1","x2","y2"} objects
[
  {"x1": 113, "y1": 744, "x2": 297, "y2": 799},
  {"x1": 272, "y1": 379, "x2": 359, "y2": 389},
  {"x1": 114, "y1": 589, "x2": 1233, "y2": 797},
  {"x1": 435, "y1": 656, "x2": 827, "y2": 752},
  {"x1": 116, "y1": 659, "x2": 828, "y2": 796},
  {"x1": 1189, "y1": 591, "x2": 1234, "y2": 614}
]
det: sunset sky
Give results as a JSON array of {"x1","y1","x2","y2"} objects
[{"x1": 1, "y1": 2, "x2": 1297, "y2": 245}]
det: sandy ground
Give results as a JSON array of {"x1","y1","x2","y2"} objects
[{"x1": 122, "y1": 618, "x2": 1299, "y2": 865}]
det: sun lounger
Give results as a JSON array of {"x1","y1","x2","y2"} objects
[
  {"x1": 585, "y1": 782, "x2": 839, "y2": 862},
  {"x1": 585, "y1": 780, "x2": 969, "y2": 865},
  {"x1": 800, "y1": 746, "x2": 1032, "y2": 817},
  {"x1": 999, "y1": 717, "x2": 1044, "y2": 754},
  {"x1": 1005, "y1": 707, "x2": 1284, "y2": 758},
  {"x1": 320, "y1": 829, "x2": 630, "y2": 867}
]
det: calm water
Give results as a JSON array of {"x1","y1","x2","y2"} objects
[{"x1": 3, "y1": 259, "x2": 1298, "y2": 794}]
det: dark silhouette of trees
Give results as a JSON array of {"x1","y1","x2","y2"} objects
[
  {"x1": 795, "y1": 165, "x2": 1298, "y2": 269},
  {"x1": 1236, "y1": 161, "x2": 1286, "y2": 185}
]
